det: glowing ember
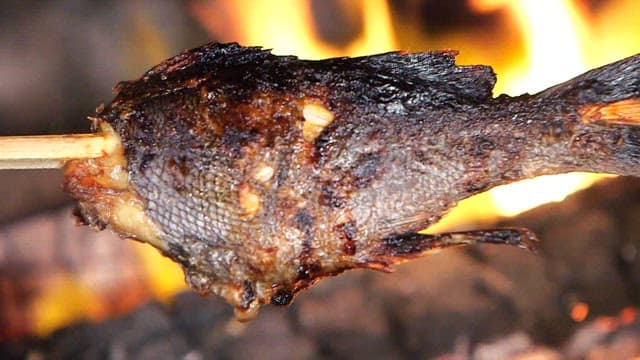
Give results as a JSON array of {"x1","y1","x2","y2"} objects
[
  {"x1": 596, "y1": 316, "x2": 620, "y2": 332},
  {"x1": 620, "y1": 307, "x2": 638, "y2": 326},
  {"x1": 571, "y1": 302, "x2": 590, "y2": 322},
  {"x1": 592, "y1": 307, "x2": 639, "y2": 333}
]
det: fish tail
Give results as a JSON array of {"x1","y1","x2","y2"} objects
[{"x1": 540, "y1": 54, "x2": 640, "y2": 176}]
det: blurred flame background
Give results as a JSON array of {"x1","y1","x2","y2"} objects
[{"x1": 1, "y1": 0, "x2": 640, "y2": 339}]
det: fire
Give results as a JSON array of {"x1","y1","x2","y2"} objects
[
  {"x1": 189, "y1": 0, "x2": 395, "y2": 58},
  {"x1": 589, "y1": 0, "x2": 640, "y2": 65},
  {"x1": 472, "y1": 0, "x2": 588, "y2": 95}
]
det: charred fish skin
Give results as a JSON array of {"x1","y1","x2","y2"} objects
[{"x1": 64, "y1": 42, "x2": 640, "y2": 319}]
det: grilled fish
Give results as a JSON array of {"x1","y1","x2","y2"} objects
[{"x1": 64, "y1": 42, "x2": 640, "y2": 319}]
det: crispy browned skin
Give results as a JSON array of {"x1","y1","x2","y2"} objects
[{"x1": 64, "y1": 43, "x2": 640, "y2": 319}]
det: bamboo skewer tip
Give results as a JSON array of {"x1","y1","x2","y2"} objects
[{"x1": 0, "y1": 133, "x2": 115, "y2": 170}]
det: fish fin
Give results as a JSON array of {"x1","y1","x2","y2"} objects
[
  {"x1": 145, "y1": 42, "x2": 275, "y2": 78},
  {"x1": 114, "y1": 42, "x2": 277, "y2": 97},
  {"x1": 114, "y1": 42, "x2": 497, "y2": 110},
  {"x1": 579, "y1": 98, "x2": 640, "y2": 126},
  {"x1": 363, "y1": 228, "x2": 539, "y2": 268},
  {"x1": 578, "y1": 98, "x2": 640, "y2": 160},
  {"x1": 348, "y1": 50, "x2": 497, "y2": 106}
]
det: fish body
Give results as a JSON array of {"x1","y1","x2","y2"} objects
[{"x1": 64, "y1": 43, "x2": 640, "y2": 319}]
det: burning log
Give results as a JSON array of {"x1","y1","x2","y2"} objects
[{"x1": 1, "y1": 42, "x2": 639, "y2": 319}]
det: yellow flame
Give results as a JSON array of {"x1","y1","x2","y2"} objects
[
  {"x1": 130, "y1": 241, "x2": 188, "y2": 301},
  {"x1": 482, "y1": 0, "x2": 589, "y2": 95},
  {"x1": 32, "y1": 275, "x2": 106, "y2": 335},
  {"x1": 588, "y1": 0, "x2": 640, "y2": 66},
  {"x1": 490, "y1": 173, "x2": 610, "y2": 217},
  {"x1": 191, "y1": 0, "x2": 396, "y2": 58}
]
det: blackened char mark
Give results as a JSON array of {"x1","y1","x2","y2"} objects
[
  {"x1": 297, "y1": 262, "x2": 322, "y2": 281},
  {"x1": 319, "y1": 152, "x2": 382, "y2": 209},
  {"x1": 220, "y1": 123, "x2": 261, "y2": 158},
  {"x1": 335, "y1": 220, "x2": 358, "y2": 256},
  {"x1": 72, "y1": 206, "x2": 106, "y2": 230},
  {"x1": 293, "y1": 209, "x2": 315, "y2": 243},
  {"x1": 378, "y1": 228, "x2": 539, "y2": 259},
  {"x1": 166, "y1": 157, "x2": 187, "y2": 191},
  {"x1": 293, "y1": 209, "x2": 322, "y2": 280},
  {"x1": 167, "y1": 242, "x2": 192, "y2": 268},
  {"x1": 241, "y1": 280, "x2": 256, "y2": 310},
  {"x1": 350, "y1": 152, "x2": 382, "y2": 189},
  {"x1": 464, "y1": 182, "x2": 488, "y2": 193},
  {"x1": 271, "y1": 289, "x2": 294, "y2": 306},
  {"x1": 381, "y1": 232, "x2": 435, "y2": 257},
  {"x1": 304, "y1": 47, "x2": 496, "y2": 110},
  {"x1": 473, "y1": 137, "x2": 496, "y2": 156},
  {"x1": 623, "y1": 127, "x2": 640, "y2": 160},
  {"x1": 320, "y1": 183, "x2": 346, "y2": 209},
  {"x1": 462, "y1": 136, "x2": 496, "y2": 194},
  {"x1": 138, "y1": 153, "x2": 156, "y2": 173}
]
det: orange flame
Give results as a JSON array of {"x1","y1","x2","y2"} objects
[
  {"x1": 190, "y1": 0, "x2": 396, "y2": 58},
  {"x1": 471, "y1": 0, "x2": 589, "y2": 95}
]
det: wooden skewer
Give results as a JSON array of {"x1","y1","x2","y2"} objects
[{"x1": 0, "y1": 133, "x2": 116, "y2": 170}]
